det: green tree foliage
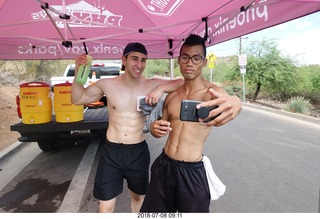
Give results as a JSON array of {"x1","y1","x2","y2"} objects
[
  {"x1": 0, "y1": 60, "x2": 73, "y2": 85},
  {"x1": 209, "y1": 58, "x2": 235, "y2": 83},
  {"x1": 2, "y1": 45, "x2": 319, "y2": 106},
  {"x1": 298, "y1": 65, "x2": 320, "y2": 102},
  {"x1": 229, "y1": 38, "x2": 308, "y2": 102},
  {"x1": 145, "y1": 59, "x2": 172, "y2": 78},
  {"x1": 24, "y1": 60, "x2": 73, "y2": 83},
  {"x1": 217, "y1": 56, "x2": 243, "y2": 97}
]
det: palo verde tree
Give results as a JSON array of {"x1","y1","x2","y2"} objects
[
  {"x1": 230, "y1": 38, "x2": 303, "y2": 102},
  {"x1": 298, "y1": 65, "x2": 320, "y2": 102}
]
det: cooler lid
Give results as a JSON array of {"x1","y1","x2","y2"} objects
[
  {"x1": 20, "y1": 82, "x2": 50, "y2": 88},
  {"x1": 54, "y1": 81, "x2": 73, "y2": 87}
]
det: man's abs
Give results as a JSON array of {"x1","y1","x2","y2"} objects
[
  {"x1": 106, "y1": 117, "x2": 146, "y2": 144},
  {"x1": 164, "y1": 122, "x2": 211, "y2": 162}
]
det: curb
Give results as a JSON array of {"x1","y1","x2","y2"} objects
[
  {"x1": 242, "y1": 102, "x2": 320, "y2": 126},
  {"x1": 0, "y1": 141, "x2": 26, "y2": 162}
]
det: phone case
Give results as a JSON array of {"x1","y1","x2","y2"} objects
[
  {"x1": 180, "y1": 100, "x2": 201, "y2": 122},
  {"x1": 180, "y1": 100, "x2": 219, "y2": 122}
]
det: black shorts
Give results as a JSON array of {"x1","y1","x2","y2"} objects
[
  {"x1": 140, "y1": 150, "x2": 210, "y2": 212},
  {"x1": 93, "y1": 139, "x2": 150, "y2": 201}
]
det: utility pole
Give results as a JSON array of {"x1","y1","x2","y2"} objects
[
  {"x1": 239, "y1": 36, "x2": 248, "y2": 55},
  {"x1": 239, "y1": 37, "x2": 248, "y2": 103}
]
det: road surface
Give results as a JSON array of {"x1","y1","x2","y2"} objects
[{"x1": 0, "y1": 106, "x2": 319, "y2": 213}]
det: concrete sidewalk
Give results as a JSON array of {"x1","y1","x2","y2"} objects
[{"x1": 242, "y1": 102, "x2": 320, "y2": 126}]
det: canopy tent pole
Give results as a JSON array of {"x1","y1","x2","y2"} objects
[
  {"x1": 41, "y1": 6, "x2": 65, "y2": 41},
  {"x1": 170, "y1": 58, "x2": 174, "y2": 79},
  {"x1": 36, "y1": 0, "x2": 72, "y2": 47},
  {"x1": 35, "y1": 0, "x2": 70, "y2": 19},
  {"x1": 167, "y1": 39, "x2": 175, "y2": 79}
]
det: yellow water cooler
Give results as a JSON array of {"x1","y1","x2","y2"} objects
[
  {"x1": 53, "y1": 82, "x2": 84, "y2": 123},
  {"x1": 19, "y1": 82, "x2": 52, "y2": 124}
]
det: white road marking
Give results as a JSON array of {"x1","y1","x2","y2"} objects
[{"x1": 58, "y1": 139, "x2": 99, "y2": 212}]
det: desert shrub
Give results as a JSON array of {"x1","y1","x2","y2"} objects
[
  {"x1": 224, "y1": 84, "x2": 242, "y2": 97},
  {"x1": 285, "y1": 96, "x2": 312, "y2": 114}
]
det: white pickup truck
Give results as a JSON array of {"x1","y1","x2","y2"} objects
[{"x1": 50, "y1": 60, "x2": 122, "y2": 86}]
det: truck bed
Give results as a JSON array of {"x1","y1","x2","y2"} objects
[
  {"x1": 11, "y1": 106, "x2": 109, "y2": 133},
  {"x1": 10, "y1": 106, "x2": 109, "y2": 153}
]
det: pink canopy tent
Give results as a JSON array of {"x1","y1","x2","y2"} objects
[{"x1": 0, "y1": 0, "x2": 320, "y2": 60}]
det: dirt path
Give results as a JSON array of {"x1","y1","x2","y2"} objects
[{"x1": 0, "y1": 86, "x2": 21, "y2": 151}]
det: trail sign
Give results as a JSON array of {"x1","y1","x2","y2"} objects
[
  {"x1": 240, "y1": 65, "x2": 246, "y2": 74},
  {"x1": 238, "y1": 54, "x2": 247, "y2": 66},
  {"x1": 207, "y1": 52, "x2": 216, "y2": 69}
]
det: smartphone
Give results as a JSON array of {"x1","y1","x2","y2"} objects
[{"x1": 179, "y1": 100, "x2": 219, "y2": 122}]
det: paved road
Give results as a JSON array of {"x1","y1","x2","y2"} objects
[
  {"x1": 0, "y1": 106, "x2": 319, "y2": 213},
  {"x1": 204, "y1": 107, "x2": 320, "y2": 213}
]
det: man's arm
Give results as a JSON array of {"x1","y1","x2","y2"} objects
[
  {"x1": 149, "y1": 97, "x2": 171, "y2": 138},
  {"x1": 196, "y1": 88, "x2": 242, "y2": 127},
  {"x1": 71, "y1": 54, "x2": 104, "y2": 105},
  {"x1": 145, "y1": 78, "x2": 183, "y2": 105},
  {"x1": 71, "y1": 81, "x2": 104, "y2": 105}
]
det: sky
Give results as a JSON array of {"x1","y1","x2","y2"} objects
[{"x1": 207, "y1": 11, "x2": 320, "y2": 66}]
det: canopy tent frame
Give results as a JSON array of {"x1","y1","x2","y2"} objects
[{"x1": 0, "y1": 0, "x2": 319, "y2": 61}]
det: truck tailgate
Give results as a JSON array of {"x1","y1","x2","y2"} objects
[{"x1": 10, "y1": 107, "x2": 108, "y2": 133}]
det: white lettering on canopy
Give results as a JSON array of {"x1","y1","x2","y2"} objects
[
  {"x1": 196, "y1": 2, "x2": 269, "y2": 39},
  {"x1": 31, "y1": 1, "x2": 123, "y2": 28},
  {"x1": 17, "y1": 44, "x2": 122, "y2": 57}
]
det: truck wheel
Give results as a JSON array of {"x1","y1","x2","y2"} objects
[{"x1": 37, "y1": 141, "x2": 59, "y2": 151}]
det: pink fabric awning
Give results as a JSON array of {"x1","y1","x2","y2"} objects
[{"x1": 0, "y1": 0, "x2": 319, "y2": 60}]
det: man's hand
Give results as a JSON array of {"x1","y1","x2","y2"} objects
[
  {"x1": 150, "y1": 120, "x2": 171, "y2": 138},
  {"x1": 145, "y1": 78, "x2": 183, "y2": 106},
  {"x1": 75, "y1": 54, "x2": 89, "y2": 75},
  {"x1": 196, "y1": 88, "x2": 242, "y2": 127},
  {"x1": 145, "y1": 86, "x2": 164, "y2": 106}
]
